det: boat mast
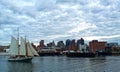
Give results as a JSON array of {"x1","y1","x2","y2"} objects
[
  {"x1": 25, "y1": 35, "x2": 28, "y2": 56},
  {"x1": 17, "y1": 28, "x2": 20, "y2": 56}
]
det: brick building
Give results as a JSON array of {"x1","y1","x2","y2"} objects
[
  {"x1": 89, "y1": 40, "x2": 107, "y2": 53},
  {"x1": 40, "y1": 40, "x2": 44, "y2": 48},
  {"x1": 68, "y1": 39, "x2": 77, "y2": 51},
  {"x1": 37, "y1": 40, "x2": 45, "y2": 51}
]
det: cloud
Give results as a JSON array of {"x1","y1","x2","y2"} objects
[
  {"x1": 35, "y1": 0, "x2": 56, "y2": 11},
  {"x1": 68, "y1": 22, "x2": 96, "y2": 34},
  {"x1": 84, "y1": 35, "x2": 120, "y2": 41},
  {"x1": 0, "y1": 0, "x2": 120, "y2": 45}
]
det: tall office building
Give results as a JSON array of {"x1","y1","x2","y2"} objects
[
  {"x1": 77, "y1": 38, "x2": 85, "y2": 51},
  {"x1": 65, "y1": 39, "x2": 71, "y2": 49},
  {"x1": 79, "y1": 38, "x2": 84, "y2": 45},
  {"x1": 69, "y1": 39, "x2": 77, "y2": 51},
  {"x1": 39, "y1": 40, "x2": 45, "y2": 49}
]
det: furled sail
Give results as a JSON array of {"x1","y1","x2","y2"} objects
[
  {"x1": 28, "y1": 42, "x2": 39, "y2": 56},
  {"x1": 8, "y1": 36, "x2": 19, "y2": 55}
]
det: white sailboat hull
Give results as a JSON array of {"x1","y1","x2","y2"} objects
[{"x1": 8, "y1": 57, "x2": 33, "y2": 62}]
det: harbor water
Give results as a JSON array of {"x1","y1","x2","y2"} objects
[{"x1": 0, "y1": 56, "x2": 120, "y2": 72}]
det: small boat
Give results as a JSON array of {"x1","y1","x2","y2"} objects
[{"x1": 8, "y1": 36, "x2": 39, "y2": 62}]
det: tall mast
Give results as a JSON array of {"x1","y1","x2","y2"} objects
[
  {"x1": 25, "y1": 35, "x2": 28, "y2": 56},
  {"x1": 17, "y1": 28, "x2": 20, "y2": 55}
]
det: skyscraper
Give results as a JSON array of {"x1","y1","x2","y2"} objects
[
  {"x1": 69, "y1": 39, "x2": 77, "y2": 51},
  {"x1": 77, "y1": 38, "x2": 85, "y2": 50},
  {"x1": 80, "y1": 38, "x2": 84, "y2": 45},
  {"x1": 65, "y1": 39, "x2": 71, "y2": 50},
  {"x1": 39, "y1": 40, "x2": 45, "y2": 49}
]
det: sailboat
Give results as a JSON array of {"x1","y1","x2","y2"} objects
[{"x1": 8, "y1": 36, "x2": 39, "y2": 62}]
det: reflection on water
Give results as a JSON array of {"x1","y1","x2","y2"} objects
[
  {"x1": 85, "y1": 57, "x2": 107, "y2": 72},
  {"x1": 7, "y1": 61, "x2": 33, "y2": 72},
  {"x1": 0, "y1": 56, "x2": 120, "y2": 72}
]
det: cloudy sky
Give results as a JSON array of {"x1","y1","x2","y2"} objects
[{"x1": 0, "y1": 0, "x2": 120, "y2": 45}]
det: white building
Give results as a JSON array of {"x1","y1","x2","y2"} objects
[{"x1": 78, "y1": 44, "x2": 88, "y2": 52}]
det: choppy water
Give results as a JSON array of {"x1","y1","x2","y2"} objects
[{"x1": 0, "y1": 56, "x2": 120, "y2": 72}]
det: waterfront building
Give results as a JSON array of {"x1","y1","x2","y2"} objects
[
  {"x1": 36, "y1": 40, "x2": 45, "y2": 51},
  {"x1": 105, "y1": 43, "x2": 120, "y2": 53},
  {"x1": 47, "y1": 41, "x2": 56, "y2": 47},
  {"x1": 78, "y1": 44, "x2": 89, "y2": 52},
  {"x1": 111, "y1": 45, "x2": 120, "y2": 53},
  {"x1": 77, "y1": 38, "x2": 85, "y2": 51},
  {"x1": 69, "y1": 39, "x2": 77, "y2": 51},
  {"x1": 89, "y1": 40, "x2": 107, "y2": 53},
  {"x1": 39, "y1": 40, "x2": 45, "y2": 48},
  {"x1": 105, "y1": 43, "x2": 118, "y2": 53},
  {"x1": 0, "y1": 45, "x2": 9, "y2": 52},
  {"x1": 52, "y1": 40, "x2": 56, "y2": 47},
  {"x1": 106, "y1": 43, "x2": 118, "y2": 47},
  {"x1": 65, "y1": 39, "x2": 71, "y2": 50},
  {"x1": 57, "y1": 41, "x2": 65, "y2": 48},
  {"x1": 47, "y1": 42, "x2": 52, "y2": 47},
  {"x1": 80, "y1": 38, "x2": 84, "y2": 45}
]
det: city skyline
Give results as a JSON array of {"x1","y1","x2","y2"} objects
[{"x1": 0, "y1": 0, "x2": 120, "y2": 45}]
